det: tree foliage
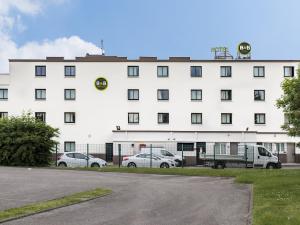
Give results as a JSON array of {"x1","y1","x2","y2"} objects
[
  {"x1": 277, "y1": 67, "x2": 300, "y2": 143},
  {"x1": 0, "y1": 113, "x2": 59, "y2": 166}
]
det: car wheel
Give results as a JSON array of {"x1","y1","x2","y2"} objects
[
  {"x1": 128, "y1": 162, "x2": 136, "y2": 168},
  {"x1": 267, "y1": 163, "x2": 275, "y2": 169},
  {"x1": 91, "y1": 163, "x2": 100, "y2": 168},
  {"x1": 160, "y1": 163, "x2": 169, "y2": 168},
  {"x1": 58, "y1": 162, "x2": 67, "y2": 167}
]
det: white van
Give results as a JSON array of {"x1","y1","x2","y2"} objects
[{"x1": 140, "y1": 147, "x2": 183, "y2": 166}]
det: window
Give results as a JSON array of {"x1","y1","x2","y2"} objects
[
  {"x1": 128, "y1": 113, "x2": 139, "y2": 124},
  {"x1": 64, "y1": 89, "x2": 76, "y2": 100},
  {"x1": 191, "y1": 113, "x2": 202, "y2": 124},
  {"x1": 35, "y1": 112, "x2": 46, "y2": 122},
  {"x1": 74, "y1": 153, "x2": 86, "y2": 159},
  {"x1": 35, "y1": 89, "x2": 46, "y2": 100},
  {"x1": 221, "y1": 90, "x2": 232, "y2": 101},
  {"x1": 161, "y1": 150, "x2": 174, "y2": 157},
  {"x1": 157, "y1": 66, "x2": 169, "y2": 77},
  {"x1": 284, "y1": 66, "x2": 294, "y2": 77},
  {"x1": 254, "y1": 90, "x2": 265, "y2": 101},
  {"x1": 64, "y1": 112, "x2": 76, "y2": 123},
  {"x1": 191, "y1": 89, "x2": 202, "y2": 101},
  {"x1": 191, "y1": 66, "x2": 202, "y2": 77},
  {"x1": 127, "y1": 89, "x2": 139, "y2": 100},
  {"x1": 158, "y1": 113, "x2": 169, "y2": 124},
  {"x1": 157, "y1": 89, "x2": 169, "y2": 100},
  {"x1": 35, "y1": 66, "x2": 46, "y2": 76},
  {"x1": 258, "y1": 147, "x2": 271, "y2": 157},
  {"x1": 0, "y1": 89, "x2": 8, "y2": 100},
  {"x1": 275, "y1": 143, "x2": 285, "y2": 153},
  {"x1": 263, "y1": 143, "x2": 273, "y2": 152},
  {"x1": 64, "y1": 142, "x2": 75, "y2": 152},
  {"x1": 255, "y1": 113, "x2": 266, "y2": 124},
  {"x1": 177, "y1": 143, "x2": 194, "y2": 151},
  {"x1": 220, "y1": 66, "x2": 232, "y2": 77},
  {"x1": 214, "y1": 143, "x2": 226, "y2": 155},
  {"x1": 65, "y1": 66, "x2": 76, "y2": 77},
  {"x1": 128, "y1": 66, "x2": 139, "y2": 77},
  {"x1": 0, "y1": 112, "x2": 8, "y2": 118},
  {"x1": 253, "y1": 66, "x2": 265, "y2": 77},
  {"x1": 221, "y1": 113, "x2": 232, "y2": 124}
]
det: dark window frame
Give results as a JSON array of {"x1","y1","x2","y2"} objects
[
  {"x1": 127, "y1": 89, "x2": 139, "y2": 100},
  {"x1": 254, "y1": 113, "x2": 266, "y2": 124},
  {"x1": 127, "y1": 66, "x2": 139, "y2": 77},
  {"x1": 191, "y1": 89, "x2": 202, "y2": 101},
  {"x1": 253, "y1": 66, "x2": 265, "y2": 77},
  {"x1": 128, "y1": 112, "x2": 139, "y2": 124},
  {"x1": 190, "y1": 66, "x2": 202, "y2": 77},
  {"x1": 0, "y1": 112, "x2": 8, "y2": 118},
  {"x1": 191, "y1": 113, "x2": 202, "y2": 124},
  {"x1": 177, "y1": 143, "x2": 194, "y2": 151},
  {"x1": 64, "y1": 112, "x2": 76, "y2": 123},
  {"x1": 0, "y1": 89, "x2": 8, "y2": 100},
  {"x1": 64, "y1": 89, "x2": 76, "y2": 100},
  {"x1": 35, "y1": 112, "x2": 46, "y2": 122},
  {"x1": 284, "y1": 66, "x2": 294, "y2": 77},
  {"x1": 35, "y1": 89, "x2": 46, "y2": 100},
  {"x1": 35, "y1": 66, "x2": 46, "y2": 77},
  {"x1": 64, "y1": 141, "x2": 76, "y2": 152},
  {"x1": 221, "y1": 113, "x2": 232, "y2": 124},
  {"x1": 158, "y1": 113, "x2": 169, "y2": 124},
  {"x1": 157, "y1": 66, "x2": 169, "y2": 77},
  {"x1": 64, "y1": 66, "x2": 76, "y2": 77},
  {"x1": 220, "y1": 90, "x2": 232, "y2": 101},
  {"x1": 157, "y1": 89, "x2": 169, "y2": 100},
  {"x1": 254, "y1": 90, "x2": 265, "y2": 101},
  {"x1": 220, "y1": 66, "x2": 232, "y2": 77}
]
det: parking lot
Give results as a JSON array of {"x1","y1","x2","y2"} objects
[{"x1": 0, "y1": 167, "x2": 251, "y2": 225}]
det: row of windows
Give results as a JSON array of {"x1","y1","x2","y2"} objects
[
  {"x1": 128, "y1": 89, "x2": 266, "y2": 101},
  {"x1": 0, "y1": 88, "x2": 265, "y2": 101},
  {"x1": 3, "y1": 111, "x2": 264, "y2": 125},
  {"x1": 34, "y1": 65, "x2": 295, "y2": 78}
]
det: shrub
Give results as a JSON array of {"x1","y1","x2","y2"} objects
[{"x1": 0, "y1": 113, "x2": 59, "y2": 166}]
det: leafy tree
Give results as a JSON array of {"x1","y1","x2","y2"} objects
[
  {"x1": 277, "y1": 67, "x2": 300, "y2": 145},
  {"x1": 0, "y1": 113, "x2": 59, "y2": 166}
]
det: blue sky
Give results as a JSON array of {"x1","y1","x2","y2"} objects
[{"x1": 0, "y1": 0, "x2": 300, "y2": 71}]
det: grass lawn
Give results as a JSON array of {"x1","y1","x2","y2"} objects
[
  {"x1": 0, "y1": 188, "x2": 111, "y2": 223},
  {"x1": 88, "y1": 167, "x2": 300, "y2": 225}
]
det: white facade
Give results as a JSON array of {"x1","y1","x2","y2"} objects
[{"x1": 1, "y1": 55, "x2": 299, "y2": 162}]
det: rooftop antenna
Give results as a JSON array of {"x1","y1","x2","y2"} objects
[{"x1": 100, "y1": 40, "x2": 105, "y2": 55}]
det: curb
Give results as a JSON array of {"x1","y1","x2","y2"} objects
[{"x1": 0, "y1": 192, "x2": 111, "y2": 224}]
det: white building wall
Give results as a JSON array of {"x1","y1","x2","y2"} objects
[{"x1": 2, "y1": 58, "x2": 300, "y2": 152}]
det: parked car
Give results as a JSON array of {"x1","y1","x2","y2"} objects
[
  {"x1": 58, "y1": 152, "x2": 107, "y2": 168},
  {"x1": 122, "y1": 153, "x2": 176, "y2": 168},
  {"x1": 140, "y1": 147, "x2": 184, "y2": 166}
]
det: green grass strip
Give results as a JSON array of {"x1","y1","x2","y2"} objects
[{"x1": 0, "y1": 188, "x2": 111, "y2": 223}]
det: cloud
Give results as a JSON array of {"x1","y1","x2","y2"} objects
[{"x1": 0, "y1": 0, "x2": 101, "y2": 73}]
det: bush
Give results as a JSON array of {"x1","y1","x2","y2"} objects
[{"x1": 0, "y1": 113, "x2": 59, "y2": 166}]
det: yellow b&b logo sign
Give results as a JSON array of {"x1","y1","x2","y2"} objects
[{"x1": 95, "y1": 77, "x2": 108, "y2": 91}]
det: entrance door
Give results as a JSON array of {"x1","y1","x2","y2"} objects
[
  {"x1": 105, "y1": 143, "x2": 113, "y2": 162},
  {"x1": 287, "y1": 143, "x2": 296, "y2": 163},
  {"x1": 196, "y1": 142, "x2": 206, "y2": 165},
  {"x1": 230, "y1": 142, "x2": 238, "y2": 155}
]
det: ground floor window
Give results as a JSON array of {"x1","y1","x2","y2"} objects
[
  {"x1": 64, "y1": 142, "x2": 75, "y2": 152},
  {"x1": 275, "y1": 143, "x2": 286, "y2": 153},
  {"x1": 0, "y1": 112, "x2": 8, "y2": 118},
  {"x1": 214, "y1": 143, "x2": 227, "y2": 155},
  {"x1": 177, "y1": 143, "x2": 194, "y2": 151}
]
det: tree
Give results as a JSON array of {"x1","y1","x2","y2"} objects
[
  {"x1": 277, "y1": 67, "x2": 300, "y2": 145},
  {"x1": 0, "y1": 113, "x2": 59, "y2": 166}
]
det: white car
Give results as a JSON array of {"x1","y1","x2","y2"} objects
[
  {"x1": 122, "y1": 153, "x2": 176, "y2": 168},
  {"x1": 58, "y1": 152, "x2": 107, "y2": 168},
  {"x1": 140, "y1": 147, "x2": 184, "y2": 166}
]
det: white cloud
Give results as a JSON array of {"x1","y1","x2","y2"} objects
[{"x1": 0, "y1": 0, "x2": 101, "y2": 73}]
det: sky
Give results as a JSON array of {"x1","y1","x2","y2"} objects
[{"x1": 0, "y1": 0, "x2": 300, "y2": 72}]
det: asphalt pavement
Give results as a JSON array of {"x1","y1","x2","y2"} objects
[{"x1": 0, "y1": 167, "x2": 251, "y2": 225}]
